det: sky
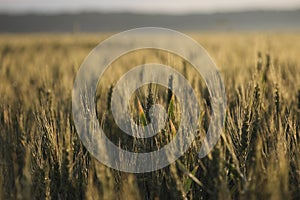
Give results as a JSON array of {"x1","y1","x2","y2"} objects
[{"x1": 1, "y1": 0, "x2": 300, "y2": 14}]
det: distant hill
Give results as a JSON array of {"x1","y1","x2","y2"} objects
[{"x1": 0, "y1": 10, "x2": 299, "y2": 33}]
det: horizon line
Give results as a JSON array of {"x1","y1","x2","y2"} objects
[{"x1": 0, "y1": 7, "x2": 299, "y2": 16}]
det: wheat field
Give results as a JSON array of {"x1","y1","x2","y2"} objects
[{"x1": 0, "y1": 32, "x2": 299, "y2": 199}]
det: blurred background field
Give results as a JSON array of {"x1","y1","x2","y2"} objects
[{"x1": 0, "y1": 32, "x2": 299, "y2": 199}]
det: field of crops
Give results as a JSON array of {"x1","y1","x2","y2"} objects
[{"x1": 0, "y1": 32, "x2": 299, "y2": 199}]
